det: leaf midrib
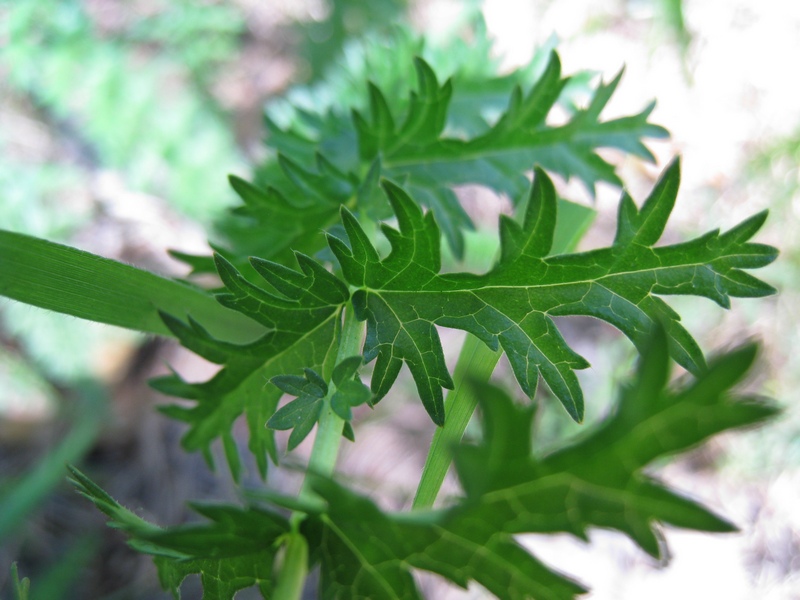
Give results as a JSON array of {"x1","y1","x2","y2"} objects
[
  {"x1": 382, "y1": 116, "x2": 656, "y2": 170},
  {"x1": 359, "y1": 257, "x2": 724, "y2": 296},
  {"x1": 480, "y1": 397, "x2": 719, "y2": 512}
]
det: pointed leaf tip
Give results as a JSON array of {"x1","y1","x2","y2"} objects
[
  {"x1": 626, "y1": 157, "x2": 682, "y2": 246},
  {"x1": 721, "y1": 209, "x2": 771, "y2": 245},
  {"x1": 413, "y1": 55, "x2": 439, "y2": 92},
  {"x1": 521, "y1": 166, "x2": 558, "y2": 258}
]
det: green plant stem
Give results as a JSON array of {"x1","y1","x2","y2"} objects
[
  {"x1": 412, "y1": 204, "x2": 596, "y2": 510},
  {"x1": 413, "y1": 334, "x2": 500, "y2": 509},
  {"x1": 272, "y1": 532, "x2": 309, "y2": 600},
  {"x1": 277, "y1": 304, "x2": 364, "y2": 599},
  {"x1": 304, "y1": 305, "x2": 364, "y2": 484}
]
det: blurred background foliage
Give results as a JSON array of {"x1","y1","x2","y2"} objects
[{"x1": 0, "y1": 0, "x2": 798, "y2": 598}]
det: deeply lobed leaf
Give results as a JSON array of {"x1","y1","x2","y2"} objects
[
  {"x1": 330, "y1": 160, "x2": 777, "y2": 424},
  {"x1": 148, "y1": 35, "x2": 675, "y2": 473},
  {"x1": 268, "y1": 368, "x2": 329, "y2": 450},
  {"x1": 450, "y1": 328, "x2": 779, "y2": 559},
  {"x1": 194, "y1": 34, "x2": 667, "y2": 268},
  {"x1": 151, "y1": 252, "x2": 346, "y2": 477},
  {"x1": 296, "y1": 327, "x2": 777, "y2": 599}
]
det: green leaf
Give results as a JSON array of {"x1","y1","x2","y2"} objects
[
  {"x1": 342, "y1": 421, "x2": 356, "y2": 442},
  {"x1": 287, "y1": 327, "x2": 777, "y2": 599},
  {"x1": 355, "y1": 49, "x2": 665, "y2": 208},
  {"x1": 267, "y1": 356, "x2": 370, "y2": 446},
  {"x1": 68, "y1": 466, "x2": 289, "y2": 600},
  {"x1": 77, "y1": 329, "x2": 777, "y2": 599},
  {"x1": 300, "y1": 477, "x2": 585, "y2": 600},
  {"x1": 329, "y1": 355, "x2": 372, "y2": 421},
  {"x1": 330, "y1": 161, "x2": 777, "y2": 424},
  {"x1": 451, "y1": 330, "x2": 779, "y2": 559},
  {"x1": 0, "y1": 230, "x2": 259, "y2": 342},
  {"x1": 216, "y1": 172, "x2": 346, "y2": 271},
  {"x1": 331, "y1": 355, "x2": 363, "y2": 387},
  {"x1": 151, "y1": 253, "x2": 347, "y2": 475},
  {"x1": 268, "y1": 368, "x2": 328, "y2": 450},
  {"x1": 211, "y1": 39, "x2": 666, "y2": 266},
  {"x1": 330, "y1": 379, "x2": 372, "y2": 421}
]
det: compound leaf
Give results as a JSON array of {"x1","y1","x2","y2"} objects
[{"x1": 329, "y1": 160, "x2": 777, "y2": 424}]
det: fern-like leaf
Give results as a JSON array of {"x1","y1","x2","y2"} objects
[{"x1": 68, "y1": 466, "x2": 288, "y2": 600}]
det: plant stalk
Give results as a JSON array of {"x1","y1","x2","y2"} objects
[
  {"x1": 277, "y1": 304, "x2": 364, "y2": 599},
  {"x1": 303, "y1": 304, "x2": 364, "y2": 485},
  {"x1": 412, "y1": 334, "x2": 500, "y2": 509},
  {"x1": 272, "y1": 532, "x2": 309, "y2": 600},
  {"x1": 413, "y1": 203, "x2": 595, "y2": 509}
]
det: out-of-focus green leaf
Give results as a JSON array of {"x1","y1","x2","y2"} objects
[
  {"x1": 10, "y1": 564, "x2": 30, "y2": 600},
  {"x1": 28, "y1": 536, "x2": 98, "y2": 600},
  {"x1": 294, "y1": 0, "x2": 409, "y2": 81},
  {"x1": 1, "y1": 0, "x2": 244, "y2": 222},
  {"x1": 68, "y1": 466, "x2": 288, "y2": 600},
  {"x1": 207, "y1": 29, "x2": 667, "y2": 269},
  {"x1": 289, "y1": 327, "x2": 777, "y2": 599}
]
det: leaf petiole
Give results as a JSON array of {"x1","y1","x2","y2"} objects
[
  {"x1": 274, "y1": 303, "x2": 364, "y2": 597},
  {"x1": 413, "y1": 195, "x2": 597, "y2": 508},
  {"x1": 302, "y1": 304, "x2": 364, "y2": 487},
  {"x1": 272, "y1": 531, "x2": 309, "y2": 600},
  {"x1": 413, "y1": 334, "x2": 500, "y2": 509}
]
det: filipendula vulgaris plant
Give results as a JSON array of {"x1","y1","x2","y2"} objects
[{"x1": 0, "y1": 26, "x2": 779, "y2": 599}]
